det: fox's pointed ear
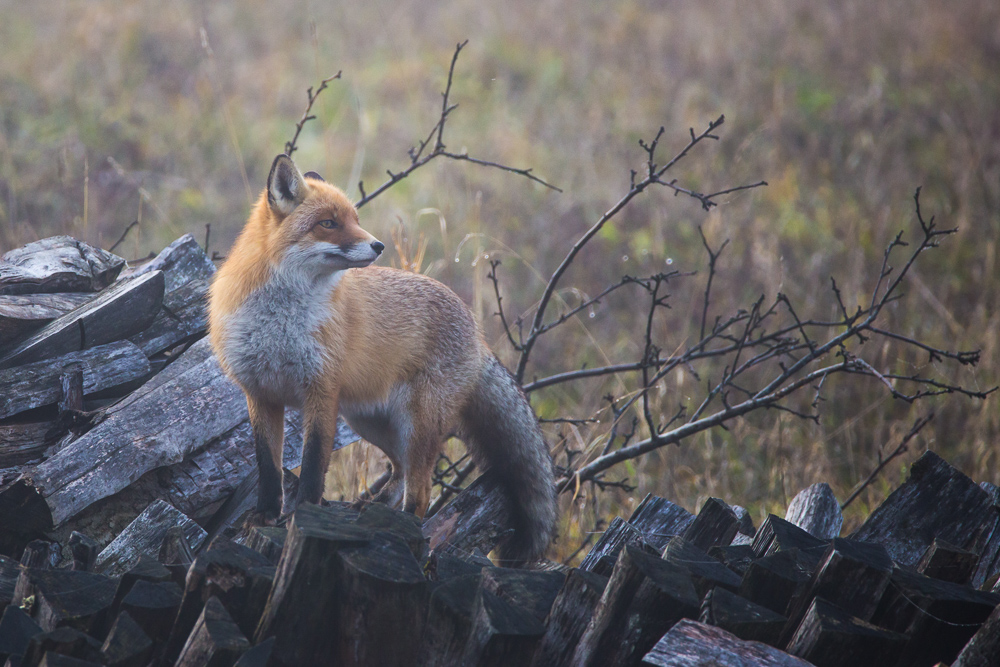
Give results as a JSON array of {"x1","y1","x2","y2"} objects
[
  {"x1": 303, "y1": 171, "x2": 325, "y2": 182},
  {"x1": 267, "y1": 154, "x2": 307, "y2": 217}
]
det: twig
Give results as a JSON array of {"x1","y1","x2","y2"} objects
[
  {"x1": 284, "y1": 72, "x2": 343, "y2": 157},
  {"x1": 109, "y1": 220, "x2": 139, "y2": 253},
  {"x1": 841, "y1": 413, "x2": 935, "y2": 509}
]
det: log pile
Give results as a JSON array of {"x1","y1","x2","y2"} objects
[{"x1": 1, "y1": 235, "x2": 999, "y2": 666}]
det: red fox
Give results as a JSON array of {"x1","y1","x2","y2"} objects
[{"x1": 208, "y1": 154, "x2": 556, "y2": 563}]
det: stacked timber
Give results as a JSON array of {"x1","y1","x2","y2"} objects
[{"x1": 1, "y1": 235, "x2": 999, "y2": 666}]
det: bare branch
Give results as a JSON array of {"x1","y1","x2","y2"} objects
[
  {"x1": 841, "y1": 413, "x2": 935, "y2": 510},
  {"x1": 285, "y1": 72, "x2": 342, "y2": 157}
]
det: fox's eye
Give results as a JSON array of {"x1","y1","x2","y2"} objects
[{"x1": 318, "y1": 219, "x2": 339, "y2": 230}]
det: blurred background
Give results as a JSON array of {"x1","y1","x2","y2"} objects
[{"x1": 1, "y1": 0, "x2": 997, "y2": 560}]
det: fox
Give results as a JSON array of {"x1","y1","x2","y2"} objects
[{"x1": 207, "y1": 154, "x2": 556, "y2": 564}]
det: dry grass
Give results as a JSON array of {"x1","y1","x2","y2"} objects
[{"x1": 2, "y1": 0, "x2": 997, "y2": 562}]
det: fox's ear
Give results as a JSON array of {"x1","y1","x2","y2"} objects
[
  {"x1": 303, "y1": 171, "x2": 325, "y2": 182},
  {"x1": 267, "y1": 154, "x2": 307, "y2": 217}
]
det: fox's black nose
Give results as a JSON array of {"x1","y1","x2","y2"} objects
[{"x1": 371, "y1": 241, "x2": 385, "y2": 255}]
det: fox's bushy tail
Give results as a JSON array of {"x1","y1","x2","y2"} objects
[{"x1": 460, "y1": 355, "x2": 556, "y2": 565}]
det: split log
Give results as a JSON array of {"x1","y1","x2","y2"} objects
[
  {"x1": 953, "y1": 601, "x2": 1000, "y2": 667},
  {"x1": 67, "y1": 533, "x2": 98, "y2": 572},
  {"x1": 708, "y1": 544, "x2": 755, "y2": 577},
  {"x1": 461, "y1": 587, "x2": 545, "y2": 667},
  {"x1": 738, "y1": 549, "x2": 815, "y2": 617},
  {"x1": 627, "y1": 494, "x2": 696, "y2": 551},
  {"x1": 699, "y1": 586, "x2": 787, "y2": 646},
  {"x1": 20, "y1": 626, "x2": 104, "y2": 666},
  {"x1": 751, "y1": 515, "x2": 829, "y2": 560},
  {"x1": 237, "y1": 527, "x2": 286, "y2": 567},
  {"x1": 94, "y1": 500, "x2": 207, "y2": 577},
  {"x1": 870, "y1": 567, "x2": 1000, "y2": 666},
  {"x1": 118, "y1": 579, "x2": 182, "y2": 644},
  {"x1": 0, "y1": 338, "x2": 248, "y2": 533},
  {"x1": 480, "y1": 568, "x2": 566, "y2": 624},
  {"x1": 107, "y1": 556, "x2": 173, "y2": 622},
  {"x1": 173, "y1": 596, "x2": 249, "y2": 667},
  {"x1": 662, "y1": 536, "x2": 741, "y2": 598},
  {"x1": 530, "y1": 568, "x2": 608, "y2": 667},
  {"x1": 850, "y1": 450, "x2": 999, "y2": 569},
  {"x1": 19, "y1": 540, "x2": 60, "y2": 569},
  {"x1": 99, "y1": 610, "x2": 153, "y2": 667},
  {"x1": 641, "y1": 619, "x2": 813, "y2": 667},
  {"x1": 13, "y1": 569, "x2": 117, "y2": 638},
  {"x1": 232, "y1": 636, "x2": 274, "y2": 667},
  {"x1": 972, "y1": 481, "x2": 1000, "y2": 590},
  {"x1": 1, "y1": 556, "x2": 19, "y2": 607},
  {"x1": 0, "y1": 341, "x2": 151, "y2": 420},
  {"x1": 0, "y1": 271, "x2": 164, "y2": 370},
  {"x1": 784, "y1": 483, "x2": 843, "y2": 540},
  {"x1": 126, "y1": 278, "x2": 209, "y2": 357},
  {"x1": 0, "y1": 294, "x2": 94, "y2": 350},
  {"x1": 0, "y1": 604, "x2": 43, "y2": 663},
  {"x1": 127, "y1": 234, "x2": 215, "y2": 294},
  {"x1": 37, "y1": 652, "x2": 104, "y2": 666},
  {"x1": 423, "y1": 472, "x2": 511, "y2": 561},
  {"x1": 579, "y1": 517, "x2": 648, "y2": 577},
  {"x1": 917, "y1": 538, "x2": 979, "y2": 585},
  {"x1": 0, "y1": 423, "x2": 60, "y2": 469},
  {"x1": 682, "y1": 498, "x2": 739, "y2": 552},
  {"x1": 785, "y1": 597, "x2": 907, "y2": 667},
  {"x1": 356, "y1": 500, "x2": 427, "y2": 561},
  {"x1": 572, "y1": 543, "x2": 700, "y2": 666},
  {"x1": 424, "y1": 551, "x2": 488, "y2": 581},
  {"x1": 418, "y1": 573, "x2": 482, "y2": 667},
  {"x1": 0, "y1": 237, "x2": 124, "y2": 296},
  {"x1": 730, "y1": 506, "x2": 756, "y2": 546}
]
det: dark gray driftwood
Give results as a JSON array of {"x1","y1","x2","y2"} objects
[
  {"x1": 572, "y1": 543, "x2": 700, "y2": 667},
  {"x1": 0, "y1": 237, "x2": 125, "y2": 296},
  {"x1": 784, "y1": 483, "x2": 843, "y2": 540},
  {"x1": 99, "y1": 610, "x2": 153, "y2": 667},
  {"x1": 0, "y1": 338, "x2": 248, "y2": 532},
  {"x1": 662, "y1": 536, "x2": 742, "y2": 598},
  {"x1": 953, "y1": 601, "x2": 1000, "y2": 667},
  {"x1": 530, "y1": 568, "x2": 608, "y2": 667},
  {"x1": 0, "y1": 341, "x2": 151, "y2": 420},
  {"x1": 641, "y1": 619, "x2": 813, "y2": 667},
  {"x1": 850, "y1": 450, "x2": 999, "y2": 569},
  {"x1": 423, "y1": 472, "x2": 511, "y2": 561},
  {"x1": 917, "y1": 538, "x2": 979, "y2": 585},
  {"x1": 699, "y1": 586, "x2": 787, "y2": 647},
  {"x1": 13, "y1": 569, "x2": 117, "y2": 637},
  {"x1": 682, "y1": 498, "x2": 740, "y2": 552},
  {"x1": 870, "y1": 567, "x2": 1000, "y2": 667},
  {"x1": 0, "y1": 604, "x2": 43, "y2": 662},
  {"x1": 785, "y1": 598, "x2": 907, "y2": 667},
  {"x1": 173, "y1": 596, "x2": 249, "y2": 667},
  {"x1": 0, "y1": 293, "x2": 94, "y2": 348},
  {"x1": 0, "y1": 270, "x2": 164, "y2": 370},
  {"x1": 94, "y1": 500, "x2": 207, "y2": 577}
]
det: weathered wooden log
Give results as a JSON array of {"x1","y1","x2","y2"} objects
[
  {"x1": 0, "y1": 556, "x2": 19, "y2": 607},
  {"x1": 779, "y1": 538, "x2": 894, "y2": 646},
  {"x1": 628, "y1": 494, "x2": 696, "y2": 551},
  {"x1": 682, "y1": 498, "x2": 740, "y2": 551},
  {"x1": 118, "y1": 579, "x2": 182, "y2": 644},
  {"x1": 160, "y1": 539, "x2": 272, "y2": 665},
  {"x1": 461, "y1": 587, "x2": 545, "y2": 667},
  {"x1": 708, "y1": 544, "x2": 755, "y2": 577},
  {"x1": 127, "y1": 278, "x2": 209, "y2": 357},
  {"x1": 173, "y1": 596, "x2": 249, "y2": 667},
  {"x1": 785, "y1": 597, "x2": 907, "y2": 667},
  {"x1": 37, "y1": 652, "x2": 104, "y2": 666},
  {"x1": 700, "y1": 586, "x2": 787, "y2": 647},
  {"x1": 784, "y1": 483, "x2": 843, "y2": 540},
  {"x1": 530, "y1": 568, "x2": 608, "y2": 667},
  {"x1": 572, "y1": 543, "x2": 700, "y2": 667},
  {"x1": 480, "y1": 567, "x2": 566, "y2": 624},
  {"x1": 738, "y1": 549, "x2": 814, "y2": 617},
  {"x1": 0, "y1": 270, "x2": 164, "y2": 370},
  {"x1": 94, "y1": 500, "x2": 206, "y2": 577},
  {"x1": 917, "y1": 538, "x2": 979, "y2": 585},
  {"x1": 158, "y1": 527, "x2": 194, "y2": 567},
  {"x1": 953, "y1": 600, "x2": 1000, "y2": 667},
  {"x1": 67, "y1": 533, "x2": 98, "y2": 572},
  {"x1": 0, "y1": 341, "x2": 151, "y2": 420},
  {"x1": 356, "y1": 500, "x2": 427, "y2": 561},
  {"x1": 107, "y1": 556, "x2": 173, "y2": 624},
  {"x1": 99, "y1": 610, "x2": 153, "y2": 667},
  {"x1": 641, "y1": 619, "x2": 814, "y2": 667},
  {"x1": 237, "y1": 527, "x2": 286, "y2": 567},
  {"x1": 0, "y1": 604, "x2": 43, "y2": 663},
  {"x1": 232, "y1": 636, "x2": 274, "y2": 667},
  {"x1": 0, "y1": 422, "x2": 60, "y2": 469},
  {"x1": 850, "y1": 450, "x2": 999, "y2": 569},
  {"x1": 127, "y1": 234, "x2": 215, "y2": 294},
  {"x1": 418, "y1": 573, "x2": 482, "y2": 667},
  {"x1": 752, "y1": 514, "x2": 829, "y2": 560},
  {"x1": 730, "y1": 505, "x2": 756, "y2": 546},
  {"x1": 579, "y1": 516, "x2": 649, "y2": 577},
  {"x1": 0, "y1": 339, "x2": 249, "y2": 534},
  {"x1": 0, "y1": 237, "x2": 125, "y2": 296},
  {"x1": 20, "y1": 540, "x2": 60, "y2": 569},
  {"x1": 662, "y1": 536, "x2": 741, "y2": 598},
  {"x1": 20, "y1": 626, "x2": 104, "y2": 666},
  {"x1": 870, "y1": 566, "x2": 1000, "y2": 667},
  {"x1": 13, "y1": 569, "x2": 117, "y2": 638},
  {"x1": 971, "y1": 481, "x2": 1000, "y2": 590},
  {"x1": 0, "y1": 294, "x2": 94, "y2": 351},
  {"x1": 423, "y1": 471, "x2": 511, "y2": 561}
]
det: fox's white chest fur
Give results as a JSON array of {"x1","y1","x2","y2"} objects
[{"x1": 221, "y1": 265, "x2": 341, "y2": 409}]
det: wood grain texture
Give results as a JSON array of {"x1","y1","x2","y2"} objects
[{"x1": 0, "y1": 237, "x2": 124, "y2": 296}]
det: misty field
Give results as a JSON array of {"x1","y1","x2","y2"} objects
[{"x1": 1, "y1": 0, "x2": 997, "y2": 562}]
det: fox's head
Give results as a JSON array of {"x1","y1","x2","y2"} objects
[{"x1": 261, "y1": 154, "x2": 383, "y2": 278}]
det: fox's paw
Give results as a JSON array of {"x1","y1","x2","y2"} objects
[{"x1": 244, "y1": 510, "x2": 280, "y2": 528}]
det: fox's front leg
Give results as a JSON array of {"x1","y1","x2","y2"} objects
[
  {"x1": 247, "y1": 397, "x2": 285, "y2": 525},
  {"x1": 296, "y1": 389, "x2": 340, "y2": 508}
]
